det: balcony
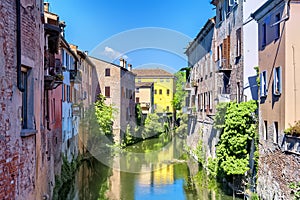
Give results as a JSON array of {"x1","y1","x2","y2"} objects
[
  {"x1": 140, "y1": 102, "x2": 151, "y2": 114},
  {"x1": 283, "y1": 135, "x2": 300, "y2": 155},
  {"x1": 70, "y1": 69, "x2": 82, "y2": 83},
  {"x1": 44, "y1": 56, "x2": 64, "y2": 90},
  {"x1": 216, "y1": 59, "x2": 232, "y2": 72},
  {"x1": 72, "y1": 103, "x2": 82, "y2": 116}
]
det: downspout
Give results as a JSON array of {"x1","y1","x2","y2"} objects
[{"x1": 16, "y1": 0, "x2": 24, "y2": 92}]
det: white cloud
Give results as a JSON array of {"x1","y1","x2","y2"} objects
[{"x1": 103, "y1": 46, "x2": 128, "y2": 60}]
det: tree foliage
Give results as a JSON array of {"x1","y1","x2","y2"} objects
[
  {"x1": 172, "y1": 71, "x2": 187, "y2": 111},
  {"x1": 94, "y1": 94, "x2": 115, "y2": 135},
  {"x1": 215, "y1": 100, "x2": 258, "y2": 176},
  {"x1": 142, "y1": 113, "x2": 165, "y2": 139},
  {"x1": 214, "y1": 102, "x2": 230, "y2": 129}
]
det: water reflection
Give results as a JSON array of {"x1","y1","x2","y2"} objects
[{"x1": 61, "y1": 137, "x2": 240, "y2": 200}]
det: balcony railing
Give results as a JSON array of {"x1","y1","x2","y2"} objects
[
  {"x1": 283, "y1": 135, "x2": 300, "y2": 155},
  {"x1": 70, "y1": 69, "x2": 82, "y2": 83},
  {"x1": 216, "y1": 59, "x2": 232, "y2": 72},
  {"x1": 44, "y1": 56, "x2": 63, "y2": 90}
]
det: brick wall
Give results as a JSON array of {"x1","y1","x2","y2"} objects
[{"x1": 0, "y1": 0, "x2": 47, "y2": 199}]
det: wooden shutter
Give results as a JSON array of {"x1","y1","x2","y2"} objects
[
  {"x1": 223, "y1": 38, "x2": 227, "y2": 68},
  {"x1": 105, "y1": 87, "x2": 110, "y2": 97},
  {"x1": 227, "y1": 35, "x2": 231, "y2": 68}
]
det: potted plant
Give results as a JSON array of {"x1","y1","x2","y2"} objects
[{"x1": 284, "y1": 121, "x2": 300, "y2": 137}]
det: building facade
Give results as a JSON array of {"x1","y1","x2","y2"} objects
[
  {"x1": 185, "y1": 18, "x2": 220, "y2": 160},
  {"x1": 90, "y1": 57, "x2": 136, "y2": 143},
  {"x1": 133, "y1": 69, "x2": 175, "y2": 114},
  {"x1": 252, "y1": 0, "x2": 300, "y2": 198},
  {"x1": 135, "y1": 82, "x2": 154, "y2": 114}
]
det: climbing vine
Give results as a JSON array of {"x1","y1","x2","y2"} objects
[{"x1": 214, "y1": 100, "x2": 258, "y2": 177}]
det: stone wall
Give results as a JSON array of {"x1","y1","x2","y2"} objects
[{"x1": 257, "y1": 150, "x2": 300, "y2": 200}]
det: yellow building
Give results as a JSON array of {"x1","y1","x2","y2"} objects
[{"x1": 133, "y1": 69, "x2": 175, "y2": 114}]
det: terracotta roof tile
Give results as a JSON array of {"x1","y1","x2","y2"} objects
[
  {"x1": 136, "y1": 82, "x2": 154, "y2": 88},
  {"x1": 132, "y1": 69, "x2": 174, "y2": 78}
]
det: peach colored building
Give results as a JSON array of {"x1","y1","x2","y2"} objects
[
  {"x1": 252, "y1": 0, "x2": 300, "y2": 198},
  {"x1": 135, "y1": 82, "x2": 154, "y2": 114},
  {"x1": 89, "y1": 57, "x2": 136, "y2": 143}
]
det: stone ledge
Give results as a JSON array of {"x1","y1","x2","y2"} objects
[{"x1": 20, "y1": 129, "x2": 37, "y2": 137}]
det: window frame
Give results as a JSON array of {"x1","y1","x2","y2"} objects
[
  {"x1": 273, "y1": 121, "x2": 278, "y2": 144},
  {"x1": 260, "y1": 70, "x2": 268, "y2": 97},
  {"x1": 262, "y1": 23, "x2": 267, "y2": 47},
  {"x1": 275, "y1": 13, "x2": 281, "y2": 40},
  {"x1": 236, "y1": 28, "x2": 241, "y2": 58},
  {"x1": 105, "y1": 68, "x2": 110, "y2": 76},
  {"x1": 105, "y1": 86, "x2": 110, "y2": 98},
  {"x1": 21, "y1": 69, "x2": 28, "y2": 129},
  {"x1": 263, "y1": 120, "x2": 268, "y2": 140},
  {"x1": 273, "y1": 66, "x2": 282, "y2": 96}
]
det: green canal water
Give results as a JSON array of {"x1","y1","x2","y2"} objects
[{"x1": 60, "y1": 136, "x2": 240, "y2": 200}]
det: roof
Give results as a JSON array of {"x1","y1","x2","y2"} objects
[
  {"x1": 185, "y1": 17, "x2": 215, "y2": 54},
  {"x1": 89, "y1": 56, "x2": 136, "y2": 75},
  {"x1": 251, "y1": 0, "x2": 284, "y2": 21},
  {"x1": 132, "y1": 69, "x2": 174, "y2": 78},
  {"x1": 136, "y1": 82, "x2": 154, "y2": 88}
]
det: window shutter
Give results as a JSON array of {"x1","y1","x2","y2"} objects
[
  {"x1": 227, "y1": 35, "x2": 231, "y2": 67},
  {"x1": 215, "y1": 45, "x2": 218, "y2": 62},
  {"x1": 260, "y1": 73, "x2": 264, "y2": 97},
  {"x1": 223, "y1": 39, "x2": 227, "y2": 68},
  {"x1": 279, "y1": 67, "x2": 282, "y2": 94},
  {"x1": 265, "y1": 71, "x2": 268, "y2": 95}
]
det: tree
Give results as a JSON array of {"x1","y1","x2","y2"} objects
[
  {"x1": 172, "y1": 71, "x2": 187, "y2": 111},
  {"x1": 215, "y1": 100, "x2": 258, "y2": 176}
]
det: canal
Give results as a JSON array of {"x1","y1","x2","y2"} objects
[{"x1": 59, "y1": 135, "x2": 239, "y2": 200}]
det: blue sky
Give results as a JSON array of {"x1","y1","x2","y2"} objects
[{"x1": 47, "y1": 0, "x2": 215, "y2": 71}]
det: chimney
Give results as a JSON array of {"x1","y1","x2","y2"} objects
[
  {"x1": 124, "y1": 60, "x2": 127, "y2": 68},
  {"x1": 44, "y1": 2, "x2": 49, "y2": 12},
  {"x1": 127, "y1": 64, "x2": 132, "y2": 71},
  {"x1": 119, "y1": 58, "x2": 125, "y2": 68}
]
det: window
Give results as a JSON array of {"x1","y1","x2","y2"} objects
[
  {"x1": 136, "y1": 88, "x2": 140, "y2": 93},
  {"x1": 138, "y1": 78, "x2": 141, "y2": 82},
  {"x1": 209, "y1": 91, "x2": 213, "y2": 110},
  {"x1": 121, "y1": 87, "x2": 125, "y2": 97},
  {"x1": 219, "y1": 44, "x2": 223, "y2": 62},
  {"x1": 67, "y1": 85, "x2": 70, "y2": 102},
  {"x1": 263, "y1": 121, "x2": 268, "y2": 140},
  {"x1": 136, "y1": 97, "x2": 140, "y2": 103},
  {"x1": 105, "y1": 68, "x2": 110, "y2": 76},
  {"x1": 227, "y1": 0, "x2": 232, "y2": 14},
  {"x1": 62, "y1": 84, "x2": 66, "y2": 102},
  {"x1": 275, "y1": 13, "x2": 281, "y2": 39},
  {"x1": 166, "y1": 79, "x2": 170, "y2": 82},
  {"x1": 262, "y1": 23, "x2": 267, "y2": 47},
  {"x1": 273, "y1": 66, "x2": 282, "y2": 95},
  {"x1": 260, "y1": 71, "x2": 267, "y2": 97},
  {"x1": 160, "y1": 78, "x2": 164, "y2": 82},
  {"x1": 105, "y1": 87, "x2": 110, "y2": 97},
  {"x1": 219, "y1": 7, "x2": 223, "y2": 22},
  {"x1": 166, "y1": 106, "x2": 170, "y2": 112},
  {"x1": 236, "y1": 28, "x2": 241, "y2": 57},
  {"x1": 273, "y1": 122, "x2": 278, "y2": 144},
  {"x1": 21, "y1": 70, "x2": 28, "y2": 129},
  {"x1": 200, "y1": 94, "x2": 203, "y2": 110},
  {"x1": 167, "y1": 89, "x2": 170, "y2": 96},
  {"x1": 159, "y1": 89, "x2": 162, "y2": 95},
  {"x1": 154, "y1": 89, "x2": 157, "y2": 95}
]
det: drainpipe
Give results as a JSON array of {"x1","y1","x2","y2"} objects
[{"x1": 16, "y1": 0, "x2": 24, "y2": 92}]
